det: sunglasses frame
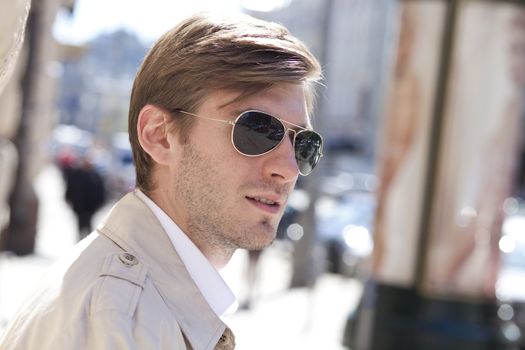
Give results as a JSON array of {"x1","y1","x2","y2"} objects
[{"x1": 173, "y1": 109, "x2": 323, "y2": 175}]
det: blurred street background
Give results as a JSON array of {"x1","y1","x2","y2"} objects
[{"x1": 1, "y1": 0, "x2": 525, "y2": 349}]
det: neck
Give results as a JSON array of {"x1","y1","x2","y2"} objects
[
  {"x1": 145, "y1": 188, "x2": 235, "y2": 270},
  {"x1": 196, "y1": 244, "x2": 235, "y2": 270}
]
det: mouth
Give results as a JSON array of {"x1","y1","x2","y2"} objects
[{"x1": 246, "y1": 195, "x2": 282, "y2": 215}]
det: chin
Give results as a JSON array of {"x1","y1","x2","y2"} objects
[
  {"x1": 243, "y1": 240, "x2": 273, "y2": 251},
  {"x1": 246, "y1": 225, "x2": 277, "y2": 250}
]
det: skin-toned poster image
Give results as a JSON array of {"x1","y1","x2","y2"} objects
[
  {"x1": 371, "y1": 1, "x2": 446, "y2": 287},
  {"x1": 423, "y1": 2, "x2": 525, "y2": 299}
]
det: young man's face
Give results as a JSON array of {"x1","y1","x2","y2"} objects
[{"x1": 161, "y1": 83, "x2": 309, "y2": 261}]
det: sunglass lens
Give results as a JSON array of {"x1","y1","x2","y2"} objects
[
  {"x1": 295, "y1": 130, "x2": 322, "y2": 175},
  {"x1": 232, "y1": 111, "x2": 285, "y2": 155}
]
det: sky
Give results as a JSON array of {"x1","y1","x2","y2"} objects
[{"x1": 53, "y1": 0, "x2": 292, "y2": 45}]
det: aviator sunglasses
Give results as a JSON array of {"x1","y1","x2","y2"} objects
[{"x1": 172, "y1": 109, "x2": 323, "y2": 176}]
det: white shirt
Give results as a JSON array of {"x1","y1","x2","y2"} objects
[{"x1": 135, "y1": 190, "x2": 237, "y2": 317}]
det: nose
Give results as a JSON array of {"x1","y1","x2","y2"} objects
[{"x1": 262, "y1": 131, "x2": 299, "y2": 182}]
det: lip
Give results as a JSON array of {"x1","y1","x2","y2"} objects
[{"x1": 245, "y1": 194, "x2": 284, "y2": 215}]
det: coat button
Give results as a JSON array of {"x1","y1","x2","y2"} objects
[
  {"x1": 119, "y1": 252, "x2": 138, "y2": 266},
  {"x1": 217, "y1": 328, "x2": 235, "y2": 349}
]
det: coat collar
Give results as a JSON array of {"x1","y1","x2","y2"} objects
[{"x1": 97, "y1": 192, "x2": 228, "y2": 350}]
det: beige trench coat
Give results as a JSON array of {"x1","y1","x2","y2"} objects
[{"x1": 0, "y1": 192, "x2": 235, "y2": 349}]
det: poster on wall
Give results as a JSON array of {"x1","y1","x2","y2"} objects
[
  {"x1": 422, "y1": 2, "x2": 525, "y2": 299},
  {"x1": 371, "y1": 1, "x2": 446, "y2": 287}
]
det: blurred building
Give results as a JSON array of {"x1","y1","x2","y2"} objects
[{"x1": 57, "y1": 29, "x2": 147, "y2": 142}]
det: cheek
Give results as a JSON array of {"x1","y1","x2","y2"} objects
[
  {"x1": 214, "y1": 139, "x2": 260, "y2": 173},
  {"x1": 197, "y1": 128, "x2": 265, "y2": 184}
]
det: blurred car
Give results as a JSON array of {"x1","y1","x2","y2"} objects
[
  {"x1": 105, "y1": 132, "x2": 136, "y2": 197},
  {"x1": 50, "y1": 124, "x2": 113, "y2": 177},
  {"x1": 315, "y1": 172, "x2": 378, "y2": 278},
  {"x1": 50, "y1": 124, "x2": 93, "y2": 166}
]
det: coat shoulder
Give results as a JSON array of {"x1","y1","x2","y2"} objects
[{"x1": 91, "y1": 252, "x2": 149, "y2": 316}]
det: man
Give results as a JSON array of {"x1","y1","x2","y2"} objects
[{"x1": 0, "y1": 12, "x2": 322, "y2": 349}]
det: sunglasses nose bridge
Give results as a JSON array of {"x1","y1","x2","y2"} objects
[
  {"x1": 282, "y1": 128, "x2": 303, "y2": 175},
  {"x1": 285, "y1": 128, "x2": 297, "y2": 148}
]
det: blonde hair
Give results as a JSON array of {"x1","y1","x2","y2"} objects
[{"x1": 129, "y1": 12, "x2": 322, "y2": 193}]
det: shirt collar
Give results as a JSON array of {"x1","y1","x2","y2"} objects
[{"x1": 135, "y1": 190, "x2": 237, "y2": 317}]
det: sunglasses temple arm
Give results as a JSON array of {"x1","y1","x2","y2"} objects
[{"x1": 175, "y1": 109, "x2": 235, "y2": 126}]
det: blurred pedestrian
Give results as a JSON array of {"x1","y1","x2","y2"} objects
[
  {"x1": 240, "y1": 249, "x2": 264, "y2": 310},
  {"x1": 0, "y1": 12, "x2": 323, "y2": 349},
  {"x1": 65, "y1": 153, "x2": 106, "y2": 239},
  {"x1": 239, "y1": 204, "x2": 300, "y2": 310},
  {"x1": 55, "y1": 145, "x2": 77, "y2": 180}
]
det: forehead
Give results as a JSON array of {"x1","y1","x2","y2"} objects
[{"x1": 199, "y1": 84, "x2": 311, "y2": 127}]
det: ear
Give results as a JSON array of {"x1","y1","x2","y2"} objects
[{"x1": 137, "y1": 104, "x2": 176, "y2": 166}]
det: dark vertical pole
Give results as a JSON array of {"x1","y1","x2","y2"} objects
[{"x1": 414, "y1": 0, "x2": 459, "y2": 288}]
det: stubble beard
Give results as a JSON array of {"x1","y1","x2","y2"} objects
[{"x1": 174, "y1": 144, "x2": 281, "y2": 255}]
